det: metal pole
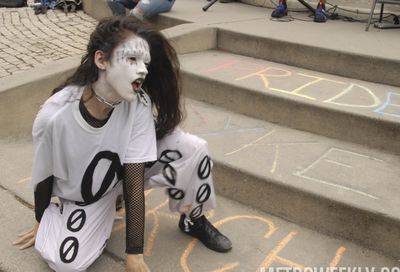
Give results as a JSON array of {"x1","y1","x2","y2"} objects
[{"x1": 203, "y1": 0, "x2": 218, "y2": 11}]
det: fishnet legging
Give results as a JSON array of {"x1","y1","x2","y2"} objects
[{"x1": 123, "y1": 163, "x2": 145, "y2": 254}]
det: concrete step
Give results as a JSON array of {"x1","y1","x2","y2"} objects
[
  {"x1": 160, "y1": 0, "x2": 400, "y2": 87},
  {"x1": 1, "y1": 0, "x2": 399, "y2": 267},
  {"x1": 83, "y1": 0, "x2": 400, "y2": 25},
  {"x1": 179, "y1": 49, "x2": 400, "y2": 154},
  {"x1": 82, "y1": 0, "x2": 400, "y2": 86},
  {"x1": 0, "y1": 138, "x2": 398, "y2": 271},
  {"x1": 181, "y1": 99, "x2": 400, "y2": 259},
  {"x1": 241, "y1": 0, "x2": 400, "y2": 14},
  {"x1": 1, "y1": 97, "x2": 400, "y2": 260}
]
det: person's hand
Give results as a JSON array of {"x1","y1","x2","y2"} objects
[
  {"x1": 126, "y1": 254, "x2": 150, "y2": 272},
  {"x1": 13, "y1": 222, "x2": 39, "y2": 250}
]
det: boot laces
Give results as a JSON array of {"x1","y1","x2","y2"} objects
[{"x1": 183, "y1": 215, "x2": 194, "y2": 232}]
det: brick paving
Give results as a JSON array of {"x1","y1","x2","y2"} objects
[{"x1": 0, "y1": 0, "x2": 97, "y2": 79}]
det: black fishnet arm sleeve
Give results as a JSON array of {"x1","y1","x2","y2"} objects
[
  {"x1": 123, "y1": 163, "x2": 145, "y2": 254},
  {"x1": 34, "y1": 176, "x2": 54, "y2": 222}
]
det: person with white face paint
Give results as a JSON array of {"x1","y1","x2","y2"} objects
[
  {"x1": 14, "y1": 17, "x2": 231, "y2": 272},
  {"x1": 107, "y1": 0, "x2": 175, "y2": 21}
]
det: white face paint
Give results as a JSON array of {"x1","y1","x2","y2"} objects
[{"x1": 105, "y1": 35, "x2": 151, "y2": 102}]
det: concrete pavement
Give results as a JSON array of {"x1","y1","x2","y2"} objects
[
  {"x1": 0, "y1": 0, "x2": 96, "y2": 79},
  {"x1": 1, "y1": 127, "x2": 398, "y2": 271}
]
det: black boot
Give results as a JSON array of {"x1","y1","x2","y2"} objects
[{"x1": 179, "y1": 214, "x2": 232, "y2": 253}]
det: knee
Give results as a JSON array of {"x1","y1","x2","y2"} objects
[
  {"x1": 182, "y1": 133, "x2": 209, "y2": 155},
  {"x1": 48, "y1": 243, "x2": 95, "y2": 272},
  {"x1": 158, "y1": 130, "x2": 211, "y2": 164}
]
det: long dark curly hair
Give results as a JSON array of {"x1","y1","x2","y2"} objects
[{"x1": 53, "y1": 16, "x2": 183, "y2": 139}]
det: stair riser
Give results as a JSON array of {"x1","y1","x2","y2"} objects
[
  {"x1": 213, "y1": 162, "x2": 400, "y2": 259},
  {"x1": 0, "y1": 59, "x2": 78, "y2": 139},
  {"x1": 218, "y1": 30, "x2": 400, "y2": 87},
  {"x1": 182, "y1": 71, "x2": 400, "y2": 154},
  {"x1": 1, "y1": 63, "x2": 398, "y2": 261}
]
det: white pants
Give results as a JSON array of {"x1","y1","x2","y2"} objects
[{"x1": 35, "y1": 129, "x2": 217, "y2": 272}]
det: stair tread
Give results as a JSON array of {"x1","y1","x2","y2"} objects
[
  {"x1": 166, "y1": 0, "x2": 400, "y2": 62},
  {"x1": 2, "y1": 96, "x2": 399, "y2": 260},
  {"x1": 1, "y1": 141, "x2": 397, "y2": 270},
  {"x1": 180, "y1": 49, "x2": 400, "y2": 124},
  {"x1": 181, "y1": 98, "x2": 400, "y2": 218},
  {"x1": 2, "y1": 97, "x2": 399, "y2": 222}
]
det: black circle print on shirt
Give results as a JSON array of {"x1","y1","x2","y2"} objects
[
  {"x1": 196, "y1": 183, "x2": 211, "y2": 204},
  {"x1": 167, "y1": 188, "x2": 185, "y2": 200},
  {"x1": 60, "y1": 237, "x2": 79, "y2": 263},
  {"x1": 67, "y1": 209, "x2": 86, "y2": 232},
  {"x1": 158, "y1": 149, "x2": 183, "y2": 164},
  {"x1": 198, "y1": 155, "x2": 211, "y2": 180},
  {"x1": 77, "y1": 151, "x2": 123, "y2": 206}
]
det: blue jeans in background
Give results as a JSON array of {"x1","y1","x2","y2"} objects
[{"x1": 107, "y1": 0, "x2": 175, "y2": 19}]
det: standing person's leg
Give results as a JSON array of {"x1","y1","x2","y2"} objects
[
  {"x1": 314, "y1": 0, "x2": 327, "y2": 22},
  {"x1": 107, "y1": 0, "x2": 137, "y2": 16},
  {"x1": 144, "y1": 128, "x2": 232, "y2": 252},
  {"x1": 35, "y1": 185, "x2": 122, "y2": 272},
  {"x1": 129, "y1": 0, "x2": 175, "y2": 21},
  {"x1": 271, "y1": 0, "x2": 288, "y2": 18}
]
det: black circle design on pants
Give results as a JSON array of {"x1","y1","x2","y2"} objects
[
  {"x1": 196, "y1": 183, "x2": 211, "y2": 204},
  {"x1": 158, "y1": 149, "x2": 183, "y2": 164},
  {"x1": 167, "y1": 188, "x2": 185, "y2": 200},
  {"x1": 163, "y1": 164, "x2": 177, "y2": 186},
  {"x1": 60, "y1": 237, "x2": 79, "y2": 264},
  {"x1": 190, "y1": 204, "x2": 203, "y2": 219},
  {"x1": 67, "y1": 209, "x2": 86, "y2": 232},
  {"x1": 197, "y1": 155, "x2": 211, "y2": 180},
  {"x1": 77, "y1": 151, "x2": 123, "y2": 206}
]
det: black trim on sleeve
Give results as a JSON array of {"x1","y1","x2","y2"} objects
[
  {"x1": 34, "y1": 175, "x2": 54, "y2": 222},
  {"x1": 126, "y1": 246, "x2": 144, "y2": 255}
]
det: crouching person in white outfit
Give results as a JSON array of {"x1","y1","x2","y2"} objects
[{"x1": 13, "y1": 17, "x2": 231, "y2": 272}]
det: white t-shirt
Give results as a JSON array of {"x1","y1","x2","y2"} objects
[{"x1": 31, "y1": 85, "x2": 156, "y2": 203}]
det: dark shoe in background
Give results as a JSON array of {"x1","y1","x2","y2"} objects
[
  {"x1": 314, "y1": 6, "x2": 327, "y2": 22},
  {"x1": 271, "y1": 3, "x2": 288, "y2": 18}
]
